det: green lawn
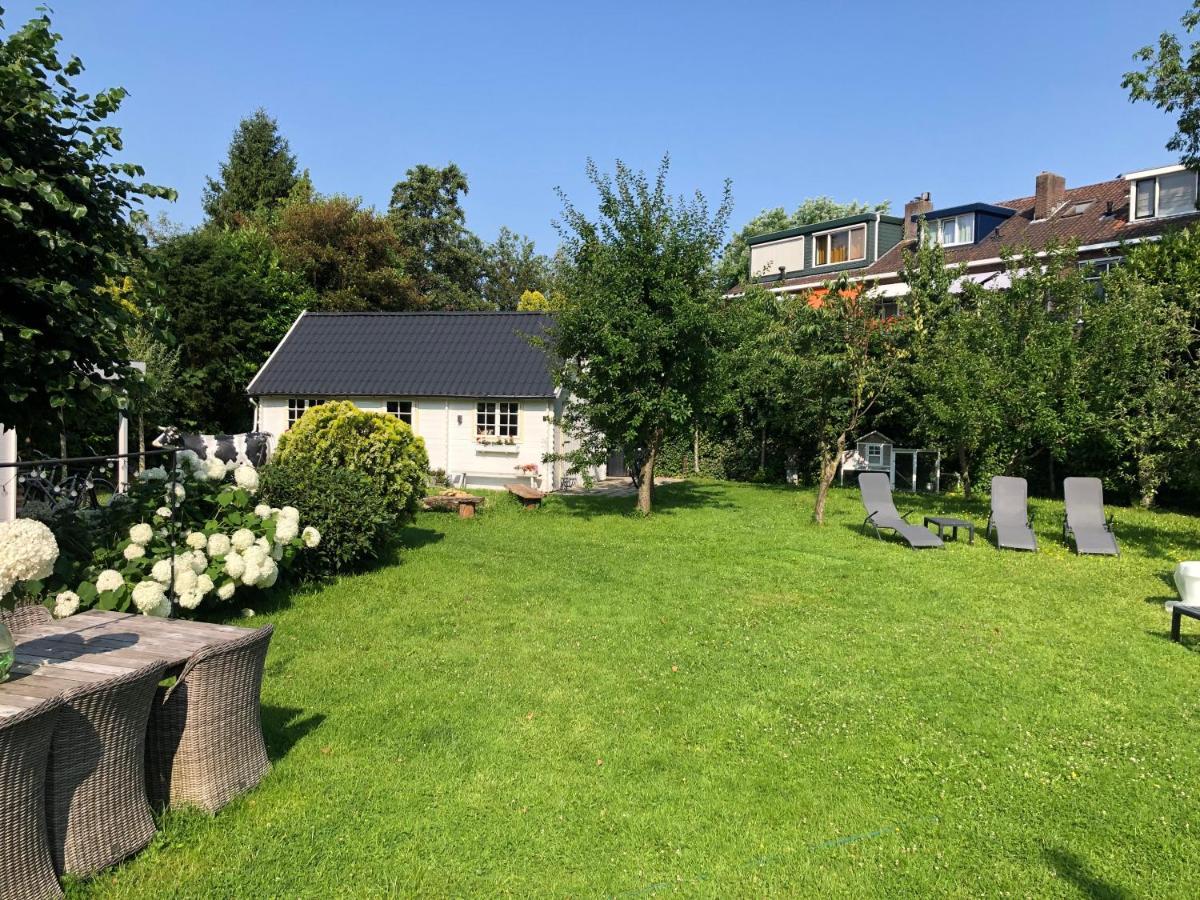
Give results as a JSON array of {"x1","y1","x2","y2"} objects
[{"x1": 78, "y1": 481, "x2": 1200, "y2": 897}]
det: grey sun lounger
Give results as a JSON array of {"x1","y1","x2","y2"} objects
[
  {"x1": 988, "y1": 476, "x2": 1037, "y2": 551},
  {"x1": 1062, "y1": 477, "x2": 1119, "y2": 556},
  {"x1": 858, "y1": 473, "x2": 943, "y2": 549}
]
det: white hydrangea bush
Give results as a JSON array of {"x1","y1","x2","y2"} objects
[{"x1": 7, "y1": 450, "x2": 318, "y2": 620}]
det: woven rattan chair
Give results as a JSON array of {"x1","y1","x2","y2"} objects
[
  {"x1": 45, "y1": 660, "x2": 166, "y2": 877},
  {"x1": 0, "y1": 603, "x2": 52, "y2": 636},
  {"x1": 0, "y1": 696, "x2": 63, "y2": 900},
  {"x1": 146, "y1": 624, "x2": 274, "y2": 814}
]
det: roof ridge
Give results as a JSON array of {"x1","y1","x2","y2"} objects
[{"x1": 302, "y1": 310, "x2": 551, "y2": 317}]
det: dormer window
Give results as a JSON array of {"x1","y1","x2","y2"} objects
[
  {"x1": 925, "y1": 213, "x2": 974, "y2": 247},
  {"x1": 812, "y1": 224, "x2": 866, "y2": 267},
  {"x1": 1132, "y1": 169, "x2": 1198, "y2": 219}
]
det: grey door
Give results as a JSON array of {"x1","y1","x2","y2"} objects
[{"x1": 606, "y1": 450, "x2": 627, "y2": 477}]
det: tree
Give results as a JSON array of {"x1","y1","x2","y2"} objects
[
  {"x1": 517, "y1": 289, "x2": 565, "y2": 311},
  {"x1": 272, "y1": 194, "x2": 420, "y2": 311},
  {"x1": 124, "y1": 321, "x2": 181, "y2": 467},
  {"x1": 0, "y1": 9, "x2": 174, "y2": 435},
  {"x1": 203, "y1": 109, "x2": 299, "y2": 228},
  {"x1": 766, "y1": 278, "x2": 909, "y2": 523},
  {"x1": 388, "y1": 163, "x2": 485, "y2": 308},
  {"x1": 552, "y1": 156, "x2": 732, "y2": 514},
  {"x1": 481, "y1": 227, "x2": 550, "y2": 309},
  {"x1": 150, "y1": 228, "x2": 310, "y2": 432},
  {"x1": 716, "y1": 197, "x2": 888, "y2": 291}
]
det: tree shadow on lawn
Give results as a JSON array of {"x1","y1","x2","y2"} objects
[
  {"x1": 1042, "y1": 848, "x2": 1132, "y2": 900},
  {"x1": 262, "y1": 705, "x2": 327, "y2": 763},
  {"x1": 551, "y1": 480, "x2": 736, "y2": 520}
]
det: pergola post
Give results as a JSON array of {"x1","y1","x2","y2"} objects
[
  {"x1": 117, "y1": 410, "x2": 129, "y2": 492},
  {"x1": 0, "y1": 424, "x2": 16, "y2": 523}
]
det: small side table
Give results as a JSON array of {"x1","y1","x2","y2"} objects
[{"x1": 923, "y1": 515, "x2": 974, "y2": 544}]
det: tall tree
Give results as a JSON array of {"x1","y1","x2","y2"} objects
[
  {"x1": 272, "y1": 194, "x2": 420, "y2": 311},
  {"x1": 151, "y1": 228, "x2": 310, "y2": 432},
  {"x1": 203, "y1": 109, "x2": 299, "y2": 228},
  {"x1": 0, "y1": 9, "x2": 174, "y2": 435},
  {"x1": 388, "y1": 163, "x2": 485, "y2": 308},
  {"x1": 481, "y1": 226, "x2": 550, "y2": 309},
  {"x1": 766, "y1": 278, "x2": 909, "y2": 524},
  {"x1": 552, "y1": 156, "x2": 731, "y2": 514},
  {"x1": 717, "y1": 197, "x2": 889, "y2": 291},
  {"x1": 1124, "y1": 1, "x2": 1200, "y2": 170}
]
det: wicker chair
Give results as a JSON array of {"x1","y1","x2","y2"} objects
[
  {"x1": 45, "y1": 660, "x2": 167, "y2": 877},
  {"x1": 0, "y1": 696, "x2": 64, "y2": 900},
  {"x1": 1, "y1": 603, "x2": 52, "y2": 637},
  {"x1": 146, "y1": 624, "x2": 274, "y2": 814}
]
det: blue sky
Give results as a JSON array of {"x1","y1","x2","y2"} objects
[{"x1": 5, "y1": 0, "x2": 1188, "y2": 251}]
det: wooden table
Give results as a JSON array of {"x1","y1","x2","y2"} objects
[{"x1": 0, "y1": 610, "x2": 250, "y2": 717}]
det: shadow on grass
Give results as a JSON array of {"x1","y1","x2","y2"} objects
[
  {"x1": 1043, "y1": 848, "x2": 1131, "y2": 900},
  {"x1": 262, "y1": 705, "x2": 326, "y2": 763},
  {"x1": 552, "y1": 480, "x2": 736, "y2": 520}
]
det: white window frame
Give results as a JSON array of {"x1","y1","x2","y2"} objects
[
  {"x1": 924, "y1": 213, "x2": 975, "y2": 247},
  {"x1": 810, "y1": 224, "x2": 868, "y2": 268},
  {"x1": 476, "y1": 401, "x2": 520, "y2": 441},
  {"x1": 386, "y1": 400, "x2": 413, "y2": 425},
  {"x1": 287, "y1": 398, "x2": 321, "y2": 429},
  {"x1": 1131, "y1": 170, "x2": 1199, "y2": 220},
  {"x1": 865, "y1": 443, "x2": 883, "y2": 466}
]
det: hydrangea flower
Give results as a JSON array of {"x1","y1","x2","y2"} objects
[
  {"x1": 279, "y1": 506, "x2": 299, "y2": 522},
  {"x1": 95, "y1": 569, "x2": 124, "y2": 594},
  {"x1": 207, "y1": 533, "x2": 231, "y2": 558},
  {"x1": 254, "y1": 503, "x2": 272, "y2": 519},
  {"x1": 178, "y1": 589, "x2": 203, "y2": 610},
  {"x1": 137, "y1": 466, "x2": 167, "y2": 482},
  {"x1": 155, "y1": 506, "x2": 172, "y2": 519},
  {"x1": 231, "y1": 528, "x2": 255, "y2": 552},
  {"x1": 189, "y1": 550, "x2": 208, "y2": 573},
  {"x1": 275, "y1": 517, "x2": 299, "y2": 543},
  {"x1": 204, "y1": 457, "x2": 226, "y2": 481},
  {"x1": 256, "y1": 556, "x2": 279, "y2": 588},
  {"x1": 129, "y1": 523, "x2": 154, "y2": 546},
  {"x1": 224, "y1": 552, "x2": 246, "y2": 580},
  {"x1": 131, "y1": 580, "x2": 166, "y2": 615},
  {"x1": 123, "y1": 543, "x2": 145, "y2": 561},
  {"x1": 151, "y1": 559, "x2": 173, "y2": 585},
  {"x1": 185, "y1": 531, "x2": 208, "y2": 550},
  {"x1": 54, "y1": 590, "x2": 80, "y2": 619},
  {"x1": 196, "y1": 573, "x2": 214, "y2": 596},
  {"x1": 302, "y1": 526, "x2": 322, "y2": 548},
  {"x1": 234, "y1": 465, "x2": 259, "y2": 493},
  {"x1": 0, "y1": 518, "x2": 60, "y2": 595},
  {"x1": 217, "y1": 581, "x2": 236, "y2": 601}
]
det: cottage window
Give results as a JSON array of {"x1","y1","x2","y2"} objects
[
  {"x1": 287, "y1": 398, "x2": 321, "y2": 428},
  {"x1": 866, "y1": 444, "x2": 883, "y2": 466},
  {"x1": 476, "y1": 401, "x2": 519, "y2": 439},
  {"x1": 812, "y1": 225, "x2": 867, "y2": 266},
  {"x1": 386, "y1": 400, "x2": 413, "y2": 425},
  {"x1": 925, "y1": 213, "x2": 974, "y2": 247},
  {"x1": 1133, "y1": 170, "x2": 1198, "y2": 219}
]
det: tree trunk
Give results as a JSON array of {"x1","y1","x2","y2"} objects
[
  {"x1": 759, "y1": 424, "x2": 767, "y2": 471},
  {"x1": 812, "y1": 434, "x2": 847, "y2": 524},
  {"x1": 137, "y1": 412, "x2": 146, "y2": 472},
  {"x1": 957, "y1": 446, "x2": 971, "y2": 498},
  {"x1": 58, "y1": 411, "x2": 68, "y2": 480},
  {"x1": 636, "y1": 435, "x2": 659, "y2": 515},
  {"x1": 693, "y1": 426, "x2": 699, "y2": 474}
]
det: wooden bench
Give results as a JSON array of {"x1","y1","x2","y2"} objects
[
  {"x1": 422, "y1": 493, "x2": 483, "y2": 518},
  {"x1": 505, "y1": 482, "x2": 544, "y2": 509},
  {"x1": 1170, "y1": 602, "x2": 1200, "y2": 641}
]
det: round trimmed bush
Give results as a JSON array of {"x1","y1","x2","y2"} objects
[{"x1": 272, "y1": 400, "x2": 429, "y2": 520}]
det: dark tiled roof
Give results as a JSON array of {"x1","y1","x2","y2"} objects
[
  {"x1": 749, "y1": 177, "x2": 1200, "y2": 292},
  {"x1": 247, "y1": 312, "x2": 556, "y2": 398}
]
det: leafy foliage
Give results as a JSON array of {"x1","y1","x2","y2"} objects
[
  {"x1": 552, "y1": 156, "x2": 731, "y2": 513},
  {"x1": 481, "y1": 226, "x2": 551, "y2": 309},
  {"x1": 0, "y1": 9, "x2": 174, "y2": 433},
  {"x1": 202, "y1": 109, "x2": 299, "y2": 228},
  {"x1": 273, "y1": 400, "x2": 429, "y2": 520},
  {"x1": 259, "y1": 456, "x2": 394, "y2": 574}
]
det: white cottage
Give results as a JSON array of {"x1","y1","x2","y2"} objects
[{"x1": 247, "y1": 311, "x2": 587, "y2": 492}]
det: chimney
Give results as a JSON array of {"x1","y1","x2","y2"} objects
[
  {"x1": 1034, "y1": 171, "x2": 1066, "y2": 220},
  {"x1": 903, "y1": 192, "x2": 933, "y2": 241}
]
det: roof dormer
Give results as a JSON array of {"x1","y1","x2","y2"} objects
[
  {"x1": 746, "y1": 212, "x2": 904, "y2": 282},
  {"x1": 1124, "y1": 164, "x2": 1199, "y2": 221},
  {"x1": 916, "y1": 203, "x2": 1015, "y2": 247}
]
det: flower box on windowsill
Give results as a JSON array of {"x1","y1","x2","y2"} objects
[{"x1": 475, "y1": 440, "x2": 521, "y2": 455}]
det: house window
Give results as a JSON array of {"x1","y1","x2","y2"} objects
[
  {"x1": 812, "y1": 225, "x2": 867, "y2": 266},
  {"x1": 1080, "y1": 257, "x2": 1121, "y2": 298},
  {"x1": 476, "y1": 401, "x2": 519, "y2": 439},
  {"x1": 1133, "y1": 170, "x2": 1198, "y2": 219},
  {"x1": 386, "y1": 400, "x2": 413, "y2": 425},
  {"x1": 925, "y1": 213, "x2": 975, "y2": 247},
  {"x1": 287, "y1": 398, "x2": 321, "y2": 428},
  {"x1": 866, "y1": 444, "x2": 882, "y2": 466}
]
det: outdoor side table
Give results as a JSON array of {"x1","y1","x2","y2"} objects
[{"x1": 923, "y1": 515, "x2": 975, "y2": 544}]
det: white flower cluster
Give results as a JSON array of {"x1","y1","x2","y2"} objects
[
  {"x1": 0, "y1": 519, "x2": 60, "y2": 597},
  {"x1": 54, "y1": 590, "x2": 80, "y2": 619}
]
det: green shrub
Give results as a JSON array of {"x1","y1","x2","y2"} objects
[
  {"x1": 259, "y1": 457, "x2": 393, "y2": 574},
  {"x1": 273, "y1": 400, "x2": 429, "y2": 520}
]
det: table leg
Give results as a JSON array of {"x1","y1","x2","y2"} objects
[
  {"x1": 1172, "y1": 609, "x2": 1182, "y2": 642},
  {"x1": 968, "y1": 525, "x2": 974, "y2": 545}
]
